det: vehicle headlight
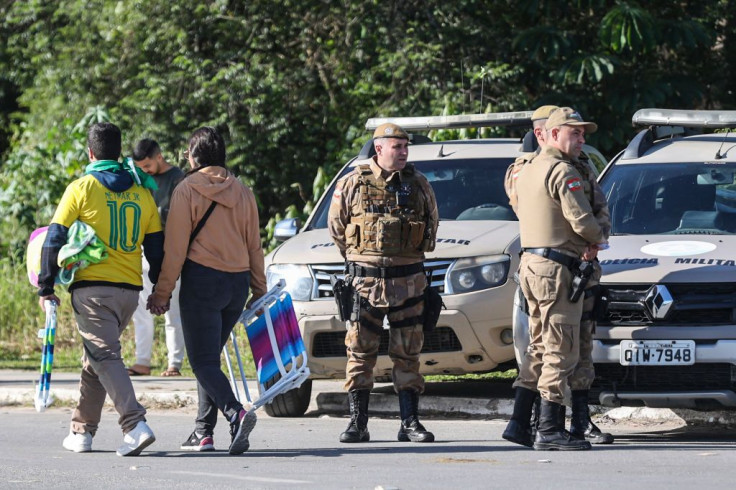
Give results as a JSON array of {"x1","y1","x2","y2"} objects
[
  {"x1": 446, "y1": 255, "x2": 510, "y2": 294},
  {"x1": 266, "y1": 264, "x2": 313, "y2": 301}
]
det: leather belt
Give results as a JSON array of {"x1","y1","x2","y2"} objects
[
  {"x1": 347, "y1": 261, "x2": 424, "y2": 279},
  {"x1": 522, "y1": 248, "x2": 580, "y2": 270}
]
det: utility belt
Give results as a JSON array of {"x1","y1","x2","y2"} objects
[
  {"x1": 522, "y1": 247, "x2": 580, "y2": 270},
  {"x1": 331, "y1": 262, "x2": 442, "y2": 332},
  {"x1": 346, "y1": 261, "x2": 424, "y2": 279},
  {"x1": 522, "y1": 247, "x2": 597, "y2": 303}
]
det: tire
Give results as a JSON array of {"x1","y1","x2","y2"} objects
[{"x1": 263, "y1": 379, "x2": 313, "y2": 417}]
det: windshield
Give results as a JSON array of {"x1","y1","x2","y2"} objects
[
  {"x1": 600, "y1": 162, "x2": 736, "y2": 235},
  {"x1": 309, "y1": 158, "x2": 516, "y2": 230}
]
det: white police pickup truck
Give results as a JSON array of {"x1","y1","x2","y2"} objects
[{"x1": 514, "y1": 109, "x2": 736, "y2": 410}]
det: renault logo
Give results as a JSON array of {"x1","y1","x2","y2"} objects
[{"x1": 643, "y1": 284, "x2": 674, "y2": 320}]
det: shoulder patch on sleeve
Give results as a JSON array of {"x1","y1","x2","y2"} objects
[{"x1": 566, "y1": 177, "x2": 582, "y2": 191}]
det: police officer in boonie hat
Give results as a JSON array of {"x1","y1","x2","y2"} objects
[{"x1": 373, "y1": 122, "x2": 409, "y2": 140}]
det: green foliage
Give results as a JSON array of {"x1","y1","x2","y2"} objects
[
  {"x1": 600, "y1": 3, "x2": 657, "y2": 54},
  {"x1": 3, "y1": 0, "x2": 730, "y2": 222},
  {"x1": 0, "y1": 108, "x2": 106, "y2": 257},
  {"x1": 0, "y1": 252, "x2": 82, "y2": 370},
  {"x1": 1, "y1": 0, "x2": 735, "y2": 366},
  {"x1": 263, "y1": 165, "x2": 332, "y2": 253}
]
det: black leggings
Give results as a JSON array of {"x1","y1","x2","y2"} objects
[{"x1": 179, "y1": 260, "x2": 251, "y2": 433}]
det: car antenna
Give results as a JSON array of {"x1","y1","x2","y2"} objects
[{"x1": 715, "y1": 129, "x2": 731, "y2": 159}]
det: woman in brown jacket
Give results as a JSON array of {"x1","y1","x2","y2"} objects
[{"x1": 148, "y1": 127, "x2": 266, "y2": 455}]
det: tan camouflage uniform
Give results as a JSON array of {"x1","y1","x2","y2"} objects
[{"x1": 328, "y1": 157, "x2": 439, "y2": 393}]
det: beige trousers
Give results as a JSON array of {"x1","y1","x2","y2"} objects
[
  {"x1": 70, "y1": 286, "x2": 146, "y2": 435},
  {"x1": 513, "y1": 254, "x2": 583, "y2": 404}
]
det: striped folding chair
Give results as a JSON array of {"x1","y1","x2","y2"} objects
[{"x1": 224, "y1": 279, "x2": 310, "y2": 411}]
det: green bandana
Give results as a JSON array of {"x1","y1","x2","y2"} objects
[{"x1": 84, "y1": 158, "x2": 158, "y2": 191}]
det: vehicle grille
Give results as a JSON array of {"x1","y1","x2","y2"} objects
[
  {"x1": 312, "y1": 326, "x2": 462, "y2": 358},
  {"x1": 592, "y1": 363, "x2": 735, "y2": 392},
  {"x1": 600, "y1": 283, "x2": 736, "y2": 326},
  {"x1": 310, "y1": 259, "x2": 454, "y2": 300}
]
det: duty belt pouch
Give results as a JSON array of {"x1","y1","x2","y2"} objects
[
  {"x1": 350, "y1": 287, "x2": 361, "y2": 322},
  {"x1": 376, "y1": 217, "x2": 402, "y2": 254},
  {"x1": 344, "y1": 223, "x2": 360, "y2": 249},
  {"x1": 422, "y1": 285, "x2": 444, "y2": 332},
  {"x1": 518, "y1": 288, "x2": 529, "y2": 316},
  {"x1": 512, "y1": 272, "x2": 529, "y2": 314},
  {"x1": 406, "y1": 220, "x2": 426, "y2": 250}
]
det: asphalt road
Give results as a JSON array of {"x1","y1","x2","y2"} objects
[{"x1": 2, "y1": 406, "x2": 735, "y2": 490}]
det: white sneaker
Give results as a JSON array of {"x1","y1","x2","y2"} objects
[
  {"x1": 62, "y1": 430, "x2": 92, "y2": 453},
  {"x1": 116, "y1": 421, "x2": 156, "y2": 457}
]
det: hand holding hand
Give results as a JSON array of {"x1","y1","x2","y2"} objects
[{"x1": 146, "y1": 294, "x2": 170, "y2": 316}]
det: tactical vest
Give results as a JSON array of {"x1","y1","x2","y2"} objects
[{"x1": 345, "y1": 164, "x2": 431, "y2": 258}]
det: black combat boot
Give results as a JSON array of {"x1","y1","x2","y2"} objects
[
  {"x1": 570, "y1": 390, "x2": 614, "y2": 444},
  {"x1": 397, "y1": 390, "x2": 435, "y2": 442},
  {"x1": 533, "y1": 399, "x2": 591, "y2": 451},
  {"x1": 339, "y1": 389, "x2": 370, "y2": 443},
  {"x1": 502, "y1": 387, "x2": 537, "y2": 448},
  {"x1": 530, "y1": 396, "x2": 566, "y2": 437},
  {"x1": 558, "y1": 403, "x2": 567, "y2": 431}
]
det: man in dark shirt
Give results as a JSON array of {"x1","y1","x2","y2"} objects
[{"x1": 128, "y1": 139, "x2": 186, "y2": 377}]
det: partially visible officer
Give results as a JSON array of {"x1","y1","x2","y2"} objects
[
  {"x1": 504, "y1": 105, "x2": 559, "y2": 213},
  {"x1": 328, "y1": 122, "x2": 439, "y2": 444},
  {"x1": 502, "y1": 105, "x2": 558, "y2": 448},
  {"x1": 512, "y1": 107, "x2": 606, "y2": 451}
]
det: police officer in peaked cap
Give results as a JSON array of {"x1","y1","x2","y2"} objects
[
  {"x1": 503, "y1": 107, "x2": 614, "y2": 448},
  {"x1": 511, "y1": 107, "x2": 607, "y2": 450}
]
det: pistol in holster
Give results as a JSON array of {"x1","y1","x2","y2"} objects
[
  {"x1": 569, "y1": 260, "x2": 595, "y2": 303},
  {"x1": 422, "y1": 270, "x2": 445, "y2": 332},
  {"x1": 330, "y1": 274, "x2": 354, "y2": 322}
]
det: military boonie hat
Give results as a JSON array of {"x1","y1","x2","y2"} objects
[
  {"x1": 545, "y1": 107, "x2": 598, "y2": 133},
  {"x1": 531, "y1": 105, "x2": 559, "y2": 121},
  {"x1": 373, "y1": 122, "x2": 409, "y2": 140}
]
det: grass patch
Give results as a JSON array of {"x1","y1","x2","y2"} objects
[{"x1": 426, "y1": 368, "x2": 518, "y2": 383}]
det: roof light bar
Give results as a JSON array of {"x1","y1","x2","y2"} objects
[
  {"x1": 632, "y1": 109, "x2": 736, "y2": 129},
  {"x1": 365, "y1": 112, "x2": 534, "y2": 131}
]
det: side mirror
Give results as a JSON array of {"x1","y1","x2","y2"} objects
[{"x1": 273, "y1": 218, "x2": 301, "y2": 242}]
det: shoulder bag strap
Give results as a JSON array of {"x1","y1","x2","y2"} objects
[{"x1": 189, "y1": 201, "x2": 217, "y2": 246}]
